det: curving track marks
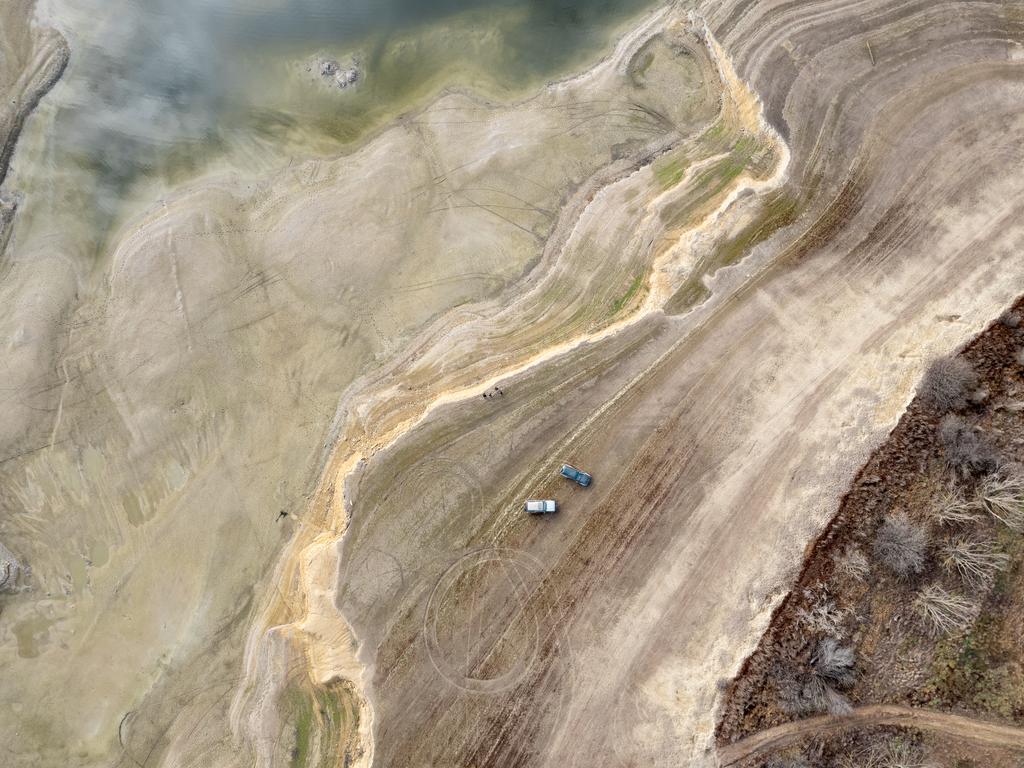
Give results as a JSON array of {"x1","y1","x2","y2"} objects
[{"x1": 311, "y1": 1, "x2": 1024, "y2": 767}]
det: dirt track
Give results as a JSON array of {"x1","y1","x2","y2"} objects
[
  {"x1": 318, "y1": 2, "x2": 1024, "y2": 766},
  {"x1": 718, "y1": 706, "x2": 1024, "y2": 765},
  {"x1": 1, "y1": 0, "x2": 1023, "y2": 766}
]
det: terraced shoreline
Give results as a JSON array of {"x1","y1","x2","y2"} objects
[
  {"x1": 2, "y1": 0, "x2": 1024, "y2": 766},
  {"x1": 228, "y1": 10, "x2": 790, "y2": 767},
  {"x1": 0, "y1": 2, "x2": 67, "y2": 262}
]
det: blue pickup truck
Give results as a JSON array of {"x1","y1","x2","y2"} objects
[{"x1": 560, "y1": 463, "x2": 592, "y2": 487}]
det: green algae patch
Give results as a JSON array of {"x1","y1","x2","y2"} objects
[
  {"x1": 655, "y1": 156, "x2": 689, "y2": 189},
  {"x1": 665, "y1": 191, "x2": 801, "y2": 315},
  {"x1": 611, "y1": 274, "x2": 644, "y2": 316},
  {"x1": 285, "y1": 681, "x2": 360, "y2": 768}
]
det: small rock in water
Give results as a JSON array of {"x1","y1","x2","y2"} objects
[
  {"x1": 319, "y1": 58, "x2": 339, "y2": 77},
  {"x1": 336, "y1": 67, "x2": 360, "y2": 88},
  {"x1": 313, "y1": 54, "x2": 362, "y2": 91}
]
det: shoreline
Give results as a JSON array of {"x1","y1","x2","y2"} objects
[
  {"x1": 716, "y1": 294, "x2": 1024, "y2": 762},
  {"x1": 0, "y1": 24, "x2": 68, "y2": 188},
  {"x1": 226, "y1": 6, "x2": 794, "y2": 764},
  {"x1": 0, "y1": 5, "x2": 68, "y2": 256}
]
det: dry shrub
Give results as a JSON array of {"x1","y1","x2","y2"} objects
[
  {"x1": 765, "y1": 758, "x2": 810, "y2": 768},
  {"x1": 836, "y1": 736, "x2": 937, "y2": 768},
  {"x1": 975, "y1": 473, "x2": 1024, "y2": 532},
  {"x1": 931, "y1": 486, "x2": 977, "y2": 525},
  {"x1": 796, "y1": 590, "x2": 845, "y2": 636},
  {"x1": 873, "y1": 513, "x2": 928, "y2": 579},
  {"x1": 937, "y1": 414, "x2": 997, "y2": 476},
  {"x1": 834, "y1": 545, "x2": 870, "y2": 581},
  {"x1": 777, "y1": 674, "x2": 853, "y2": 717},
  {"x1": 775, "y1": 637, "x2": 856, "y2": 718},
  {"x1": 914, "y1": 584, "x2": 978, "y2": 637},
  {"x1": 918, "y1": 355, "x2": 977, "y2": 411},
  {"x1": 941, "y1": 537, "x2": 1009, "y2": 588},
  {"x1": 811, "y1": 637, "x2": 856, "y2": 687}
]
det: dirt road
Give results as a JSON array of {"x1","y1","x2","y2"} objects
[{"x1": 718, "y1": 705, "x2": 1024, "y2": 765}]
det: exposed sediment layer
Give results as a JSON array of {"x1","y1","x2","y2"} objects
[
  {"x1": 227, "y1": 8, "x2": 789, "y2": 767},
  {"x1": 0, "y1": 1, "x2": 67, "y2": 585},
  {"x1": 2, "y1": 0, "x2": 1023, "y2": 766}
]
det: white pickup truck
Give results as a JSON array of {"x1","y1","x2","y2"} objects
[{"x1": 524, "y1": 499, "x2": 557, "y2": 514}]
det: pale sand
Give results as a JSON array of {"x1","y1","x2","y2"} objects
[
  {"x1": 1, "y1": 0, "x2": 1023, "y2": 766},
  {"x1": 0, "y1": 3, "x2": 726, "y2": 765}
]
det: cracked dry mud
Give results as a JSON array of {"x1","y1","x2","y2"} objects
[{"x1": 1, "y1": 1, "x2": 1024, "y2": 767}]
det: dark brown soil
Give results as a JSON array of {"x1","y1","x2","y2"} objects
[
  {"x1": 733, "y1": 724, "x2": 1023, "y2": 768},
  {"x1": 717, "y1": 297, "x2": 1024, "y2": 748}
]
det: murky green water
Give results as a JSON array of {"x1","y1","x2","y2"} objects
[{"x1": 10, "y1": 0, "x2": 657, "y2": 257}]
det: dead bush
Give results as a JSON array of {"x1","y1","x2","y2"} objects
[
  {"x1": 777, "y1": 674, "x2": 853, "y2": 717},
  {"x1": 811, "y1": 637, "x2": 856, "y2": 687},
  {"x1": 940, "y1": 537, "x2": 1009, "y2": 588},
  {"x1": 931, "y1": 486, "x2": 978, "y2": 526},
  {"x1": 837, "y1": 736, "x2": 937, "y2": 768},
  {"x1": 873, "y1": 513, "x2": 928, "y2": 579},
  {"x1": 834, "y1": 545, "x2": 870, "y2": 581},
  {"x1": 764, "y1": 758, "x2": 810, "y2": 768},
  {"x1": 795, "y1": 590, "x2": 845, "y2": 636},
  {"x1": 914, "y1": 584, "x2": 978, "y2": 637},
  {"x1": 774, "y1": 635, "x2": 856, "y2": 719},
  {"x1": 937, "y1": 414, "x2": 997, "y2": 476},
  {"x1": 869, "y1": 737, "x2": 936, "y2": 768},
  {"x1": 975, "y1": 473, "x2": 1024, "y2": 532},
  {"x1": 918, "y1": 355, "x2": 977, "y2": 411}
]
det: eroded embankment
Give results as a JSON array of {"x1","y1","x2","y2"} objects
[
  {"x1": 228, "y1": 10, "x2": 791, "y2": 767},
  {"x1": 716, "y1": 296, "x2": 1024, "y2": 764}
]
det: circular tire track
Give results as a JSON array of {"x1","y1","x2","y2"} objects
[
  {"x1": 344, "y1": 457, "x2": 483, "y2": 614},
  {"x1": 424, "y1": 547, "x2": 543, "y2": 693}
]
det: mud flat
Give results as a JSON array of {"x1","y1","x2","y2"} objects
[
  {"x1": 1, "y1": 1, "x2": 1024, "y2": 767},
  {"x1": 235, "y1": 0, "x2": 1024, "y2": 767},
  {"x1": 0, "y1": 3, "x2": 742, "y2": 766},
  {"x1": 0, "y1": 1, "x2": 66, "y2": 253}
]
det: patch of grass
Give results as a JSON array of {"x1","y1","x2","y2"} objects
[
  {"x1": 655, "y1": 155, "x2": 688, "y2": 189},
  {"x1": 699, "y1": 119, "x2": 728, "y2": 147},
  {"x1": 709, "y1": 192, "x2": 800, "y2": 272},
  {"x1": 921, "y1": 612, "x2": 1024, "y2": 718},
  {"x1": 610, "y1": 275, "x2": 643, "y2": 315},
  {"x1": 286, "y1": 683, "x2": 354, "y2": 768},
  {"x1": 289, "y1": 690, "x2": 314, "y2": 768},
  {"x1": 663, "y1": 192, "x2": 800, "y2": 316}
]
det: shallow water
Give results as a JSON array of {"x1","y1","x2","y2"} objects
[{"x1": 9, "y1": 0, "x2": 657, "y2": 258}]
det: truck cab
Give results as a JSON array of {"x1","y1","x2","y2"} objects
[
  {"x1": 560, "y1": 464, "x2": 592, "y2": 487},
  {"x1": 525, "y1": 499, "x2": 557, "y2": 514}
]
